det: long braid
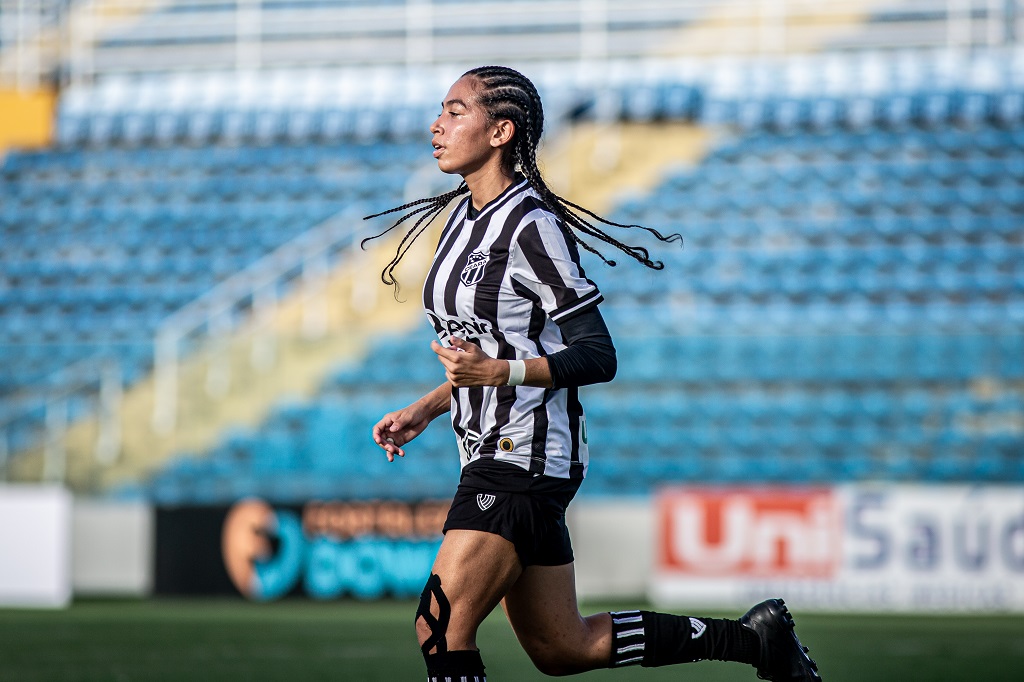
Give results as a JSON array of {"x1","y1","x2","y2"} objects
[{"x1": 361, "y1": 182, "x2": 468, "y2": 292}]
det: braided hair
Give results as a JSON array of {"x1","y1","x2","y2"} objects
[{"x1": 362, "y1": 65, "x2": 682, "y2": 292}]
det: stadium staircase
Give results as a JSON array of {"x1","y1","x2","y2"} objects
[{"x1": 544, "y1": 122, "x2": 714, "y2": 214}]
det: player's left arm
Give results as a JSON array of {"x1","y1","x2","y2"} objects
[{"x1": 373, "y1": 381, "x2": 452, "y2": 461}]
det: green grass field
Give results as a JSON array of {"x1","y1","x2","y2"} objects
[{"x1": 1, "y1": 599, "x2": 1022, "y2": 681}]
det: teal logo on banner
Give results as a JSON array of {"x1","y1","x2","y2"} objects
[{"x1": 222, "y1": 499, "x2": 446, "y2": 601}]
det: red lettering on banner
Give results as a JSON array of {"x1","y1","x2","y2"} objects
[{"x1": 658, "y1": 488, "x2": 841, "y2": 578}]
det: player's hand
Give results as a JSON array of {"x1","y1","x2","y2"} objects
[
  {"x1": 372, "y1": 402, "x2": 432, "y2": 462},
  {"x1": 431, "y1": 336, "x2": 506, "y2": 388}
]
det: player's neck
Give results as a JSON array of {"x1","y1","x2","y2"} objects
[{"x1": 464, "y1": 164, "x2": 515, "y2": 212}]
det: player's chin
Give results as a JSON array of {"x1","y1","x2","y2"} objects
[{"x1": 436, "y1": 160, "x2": 461, "y2": 175}]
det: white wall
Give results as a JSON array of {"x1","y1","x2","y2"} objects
[{"x1": 0, "y1": 485, "x2": 72, "y2": 608}]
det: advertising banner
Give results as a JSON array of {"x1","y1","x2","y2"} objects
[
  {"x1": 652, "y1": 485, "x2": 1024, "y2": 613},
  {"x1": 155, "y1": 498, "x2": 448, "y2": 600}
]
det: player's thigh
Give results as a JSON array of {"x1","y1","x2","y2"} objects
[
  {"x1": 419, "y1": 528, "x2": 523, "y2": 650},
  {"x1": 501, "y1": 562, "x2": 612, "y2": 672}
]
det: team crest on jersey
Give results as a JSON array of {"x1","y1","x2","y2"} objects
[
  {"x1": 460, "y1": 251, "x2": 490, "y2": 286},
  {"x1": 476, "y1": 493, "x2": 496, "y2": 511}
]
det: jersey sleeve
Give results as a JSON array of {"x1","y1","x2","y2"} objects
[{"x1": 511, "y1": 213, "x2": 603, "y2": 324}]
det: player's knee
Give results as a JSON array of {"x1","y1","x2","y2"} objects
[
  {"x1": 414, "y1": 573, "x2": 451, "y2": 656},
  {"x1": 414, "y1": 612, "x2": 433, "y2": 648}
]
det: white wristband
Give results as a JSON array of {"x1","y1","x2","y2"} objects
[{"x1": 506, "y1": 359, "x2": 527, "y2": 386}]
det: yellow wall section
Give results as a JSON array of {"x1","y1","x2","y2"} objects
[{"x1": 0, "y1": 89, "x2": 55, "y2": 152}]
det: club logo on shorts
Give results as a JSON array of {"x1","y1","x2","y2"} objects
[
  {"x1": 476, "y1": 493, "x2": 496, "y2": 511},
  {"x1": 689, "y1": 617, "x2": 707, "y2": 639},
  {"x1": 460, "y1": 251, "x2": 490, "y2": 287}
]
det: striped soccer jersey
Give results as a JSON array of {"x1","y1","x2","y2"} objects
[{"x1": 422, "y1": 177, "x2": 603, "y2": 479}]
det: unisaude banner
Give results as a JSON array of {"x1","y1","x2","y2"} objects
[
  {"x1": 155, "y1": 499, "x2": 449, "y2": 599},
  {"x1": 652, "y1": 485, "x2": 1024, "y2": 613}
]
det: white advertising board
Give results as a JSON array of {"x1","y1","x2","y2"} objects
[
  {"x1": 651, "y1": 485, "x2": 1024, "y2": 613},
  {"x1": 0, "y1": 485, "x2": 72, "y2": 608}
]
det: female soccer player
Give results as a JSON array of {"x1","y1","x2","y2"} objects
[{"x1": 368, "y1": 66, "x2": 821, "y2": 682}]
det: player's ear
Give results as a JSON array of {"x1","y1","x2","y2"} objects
[{"x1": 490, "y1": 119, "x2": 515, "y2": 148}]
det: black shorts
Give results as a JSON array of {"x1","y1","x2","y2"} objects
[{"x1": 442, "y1": 459, "x2": 582, "y2": 567}]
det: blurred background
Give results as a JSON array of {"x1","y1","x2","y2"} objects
[{"x1": 0, "y1": 1, "x2": 1023, "y2": 674}]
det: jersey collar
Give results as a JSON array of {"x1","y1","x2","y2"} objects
[{"x1": 465, "y1": 173, "x2": 529, "y2": 221}]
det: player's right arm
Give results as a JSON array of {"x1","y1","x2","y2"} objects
[{"x1": 372, "y1": 381, "x2": 452, "y2": 462}]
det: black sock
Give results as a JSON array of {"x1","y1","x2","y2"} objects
[
  {"x1": 607, "y1": 610, "x2": 760, "y2": 668},
  {"x1": 424, "y1": 650, "x2": 486, "y2": 682},
  {"x1": 642, "y1": 612, "x2": 760, "y2": 666}
]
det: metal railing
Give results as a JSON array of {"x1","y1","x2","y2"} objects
[
  {"x1": 148, "y1": 204, "x2": 365, "y2": 435},
  {"x1": 4, "y1": 1, "x2": 1024, "y2": 90}
]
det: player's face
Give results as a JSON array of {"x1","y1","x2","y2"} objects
[{"x1": 430, "y1": 76, "x2": 502, "y2": 177}]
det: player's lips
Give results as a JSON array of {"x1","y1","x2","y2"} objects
[{"x1": 432, "y1": 141, "x2": 445, "y2": 158}]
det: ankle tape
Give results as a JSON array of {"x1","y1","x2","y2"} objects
[{"x1": 424, "y1": 650, "x2": 486, "y2": 682}]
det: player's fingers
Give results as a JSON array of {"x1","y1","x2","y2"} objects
[
  {"x1": 373, "y1": 428, "x2": 395, "y2": 461},
  {"x1": 431, "y1": 340, "x2": 456, "y2": 359},
  {"x1": 386, "y1": 412, "x2": 412, "y2": 433},
  {"x1": 383, "y1": 436, "x2": 405, "y2": 460},
  {"x1": 434, "y1": 352, "x2": 457, "y2": 374},
  {"x1": 375, "y1": 419, "x2": 400, "y2": 445},
  {"x1": 450, "y1": 336, "x2": 480, "y2": 356},
  {"x1": 372, "y1": 418, "x2": 390, "y2": 445}
]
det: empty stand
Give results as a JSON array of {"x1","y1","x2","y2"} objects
[{"x1": 3, "y1": 43, "x2": 1023, "y2": 501}]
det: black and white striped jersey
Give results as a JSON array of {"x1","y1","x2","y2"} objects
[{"x1": 422, "y1": 177, "x2": 602, "y2": 479}]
